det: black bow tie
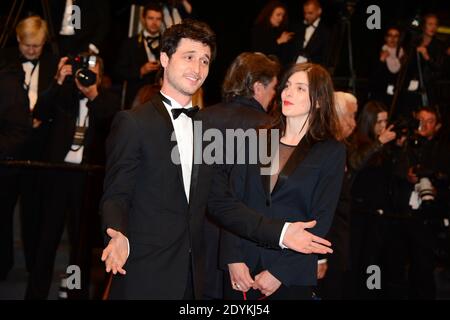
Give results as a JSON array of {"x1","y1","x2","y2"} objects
[
  {"x1": 171, "y1": 106, "x2": 199, "y2": 119},
  {"x1": 159, "y1": 92, "x2": 199, "y2": 119},
  {"x1": 20, "y1": 57, "x2": 39, "y2": 66},
  {"x1": 304, "y1": 21, "x2": 317, "y2": 29},
  {"x1": 145, "y1": 35, "x2": 161, "y2": 56}
]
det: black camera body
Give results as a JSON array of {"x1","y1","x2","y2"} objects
[
  {"x1": 392, "y1": 117, "x2": 420, "y2": 138},
  {"x1": 66, "y1": 54, "x2": 97, "y2": 87}
]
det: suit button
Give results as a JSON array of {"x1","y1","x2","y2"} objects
[{"x1": 266, "y1": 200, "x2": 270, "y2": 207}]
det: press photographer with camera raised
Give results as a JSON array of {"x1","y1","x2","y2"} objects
[
  {"x1": 386, "y1": 105, "x2": 450, "y2": 299},
  {"x1": 25, "y1": 53, "x2": 120, "y2": 299},
  {"x1": 346, "y1": 101, "x2": 396, "y2": 299}
]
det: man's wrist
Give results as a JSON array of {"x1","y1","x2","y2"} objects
[
  {"x1": 125, "y1": 236, "x2": 130, "y2": 259},
  {"x1": 279, "y1": 222, "x2": 291, "y2": 249}
]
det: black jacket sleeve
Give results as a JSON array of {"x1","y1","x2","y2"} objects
[
  {"x1": 0, "y1": 70, "x2": 32, "y2": 158},
  {"x1": 207, "y1": 163, "x2": 284, "y2": 249}
]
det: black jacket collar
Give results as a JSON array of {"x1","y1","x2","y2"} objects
[{"x1": 228, "y1": 96, "x2": 266, "y2": 114}]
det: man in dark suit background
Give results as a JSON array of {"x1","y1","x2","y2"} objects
[
  {"x1": 199, "y1": 52, "x2": 280, "y2": 299},
  {"x1": 115, "y1": 3, "x2": 163, "y2": 108},
  {"x1": 0, "y1": 15, "x2": 58, "y2": 280},
  {"x1": 288, "y1": 0, "x2": 331, "y2": 67},
  {"x1": 100, "y1": 20, "x2": 334, "y2": 300},
  {"x1": 0, "y1": 63, "x2": 32, "y2": 281}
]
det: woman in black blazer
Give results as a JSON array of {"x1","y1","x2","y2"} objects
[{"x1": 220, "y1": 63, "x2": 346, "y2": 300}]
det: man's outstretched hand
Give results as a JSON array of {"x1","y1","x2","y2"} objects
[
  {"x1": 101, "y1": 228, "x2": 128, "y2": 275},
  {"x1": 282, "y1": 221, "x2": 333, "y2": 254}
]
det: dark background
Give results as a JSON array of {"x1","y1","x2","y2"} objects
[{"x1": 1, "y1": 0, "x2": 449, "y2": 105}]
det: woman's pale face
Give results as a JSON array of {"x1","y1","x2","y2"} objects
[
  {"x1": 374, "y1": 111, "x2": 388, "y2": 136},
  {"x1": 424, "y1": 16, "x2": 438, "y2": 37},
  {"x1": 281, "y1": 71, "x2": 311, "y2": 119},
  {"x1": 385, "y1": 29, "x2": 400, "y2": 48},
  {"x1": 270, "y1": 7, "x2": 285, "y2": 28}
]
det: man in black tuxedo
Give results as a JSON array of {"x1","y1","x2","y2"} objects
[
  {"x1": 101, "y1": 20, "x2": 334, "y2": 300},
  {"x1": 115, "y1": 3, "x2": 163, "y2": 108},
  {"x1": 0, "y1": 15, "x2": 58, "y2": 279},
  {"x1": 288, "y1": 0, "x2": 331, "y2": 67}
]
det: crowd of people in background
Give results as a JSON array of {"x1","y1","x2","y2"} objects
[{"x1": 0, "y1": 0, "x2": 449, "y2": 300}]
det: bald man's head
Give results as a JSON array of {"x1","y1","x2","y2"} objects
[
  {"x1": 334, "y1": 91, "x2": 357, "y2": 140},
  {"x1": 303, "y1": 0, "x2": 322, "y2": 25}
]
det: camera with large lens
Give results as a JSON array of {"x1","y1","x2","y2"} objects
[
  {"x1": 416, "y1": 177, "x2": 435, "y2": 202},
  {"x1": 66, "y1": 54, "x2": 97, "y2": 87},
  {"x1": 413, "y1": 165, "x2": 435, "y2": 203}
]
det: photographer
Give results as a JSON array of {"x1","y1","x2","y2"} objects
[
  {"x1": 347, "y1": 101, "x2": 396, "y2": 299},
  {"x1": 386, "y1": 105, "x2": 450, "y2": 299},
  {"x1": 25, "y1": 53, "x2": 120, "y2": 299}
]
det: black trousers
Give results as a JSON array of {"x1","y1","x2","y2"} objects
[
  {"x1": 317, "y1": 262, "x2": 346, "y2": 300},
  {"x1": 383, "y1": 216, "x2": 436, "y2": 299},
  {"x1": 25, "y1": 170, "x2": 102, "y2": 299},
  {"x1": 348, "y1": 212, "x2": 385, "y2": 299},
  {"x1": 0, "y1": 173, "x2": 19, "y2": 279},
  {"x1": 0, "y1": 169, "x2": 45, "y2": 279}
]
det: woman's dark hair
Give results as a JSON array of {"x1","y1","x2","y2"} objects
[
  {"x1": 356, "y1": 100, "x2": 387, "y2": 142},
  {"x1": 222, "y1": 52, "x2": 280, "y2": 101},
  {"x1": 349, "y1": 101, "x2": 388, "y2": 168},
  {"x1": 254, "y1": 0, "x2": 288, "y2": 29},
  {"x1": 272, "y1": 63, "x2": 339, "y2": 141},
  {"x1": 161, "y1": 19, "x2": 216, "y2": 60}
]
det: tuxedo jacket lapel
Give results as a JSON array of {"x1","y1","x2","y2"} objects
[
  {"x1": 188, "y1": 114, "x2": 202, "y2": 206},
  {"x1": 138, "y1": 39, "x2": 149, "y2": 64}
]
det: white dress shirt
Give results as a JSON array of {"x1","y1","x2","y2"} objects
[
  {"x1": 22, "y1": 61, "x2": 39, "y2": 111},
  {"x1": 160, "y1": 92, "x2": 193, "y2": 202},
  {"x1": 296, "y1": 18, "x2": 321, "y2": 63},
  {"x1": 64, "y1": 98, "x2": 89, "y2": 164},
  {"x1": 142, "y1": 30, "x2": 159, "y2": 62}
]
